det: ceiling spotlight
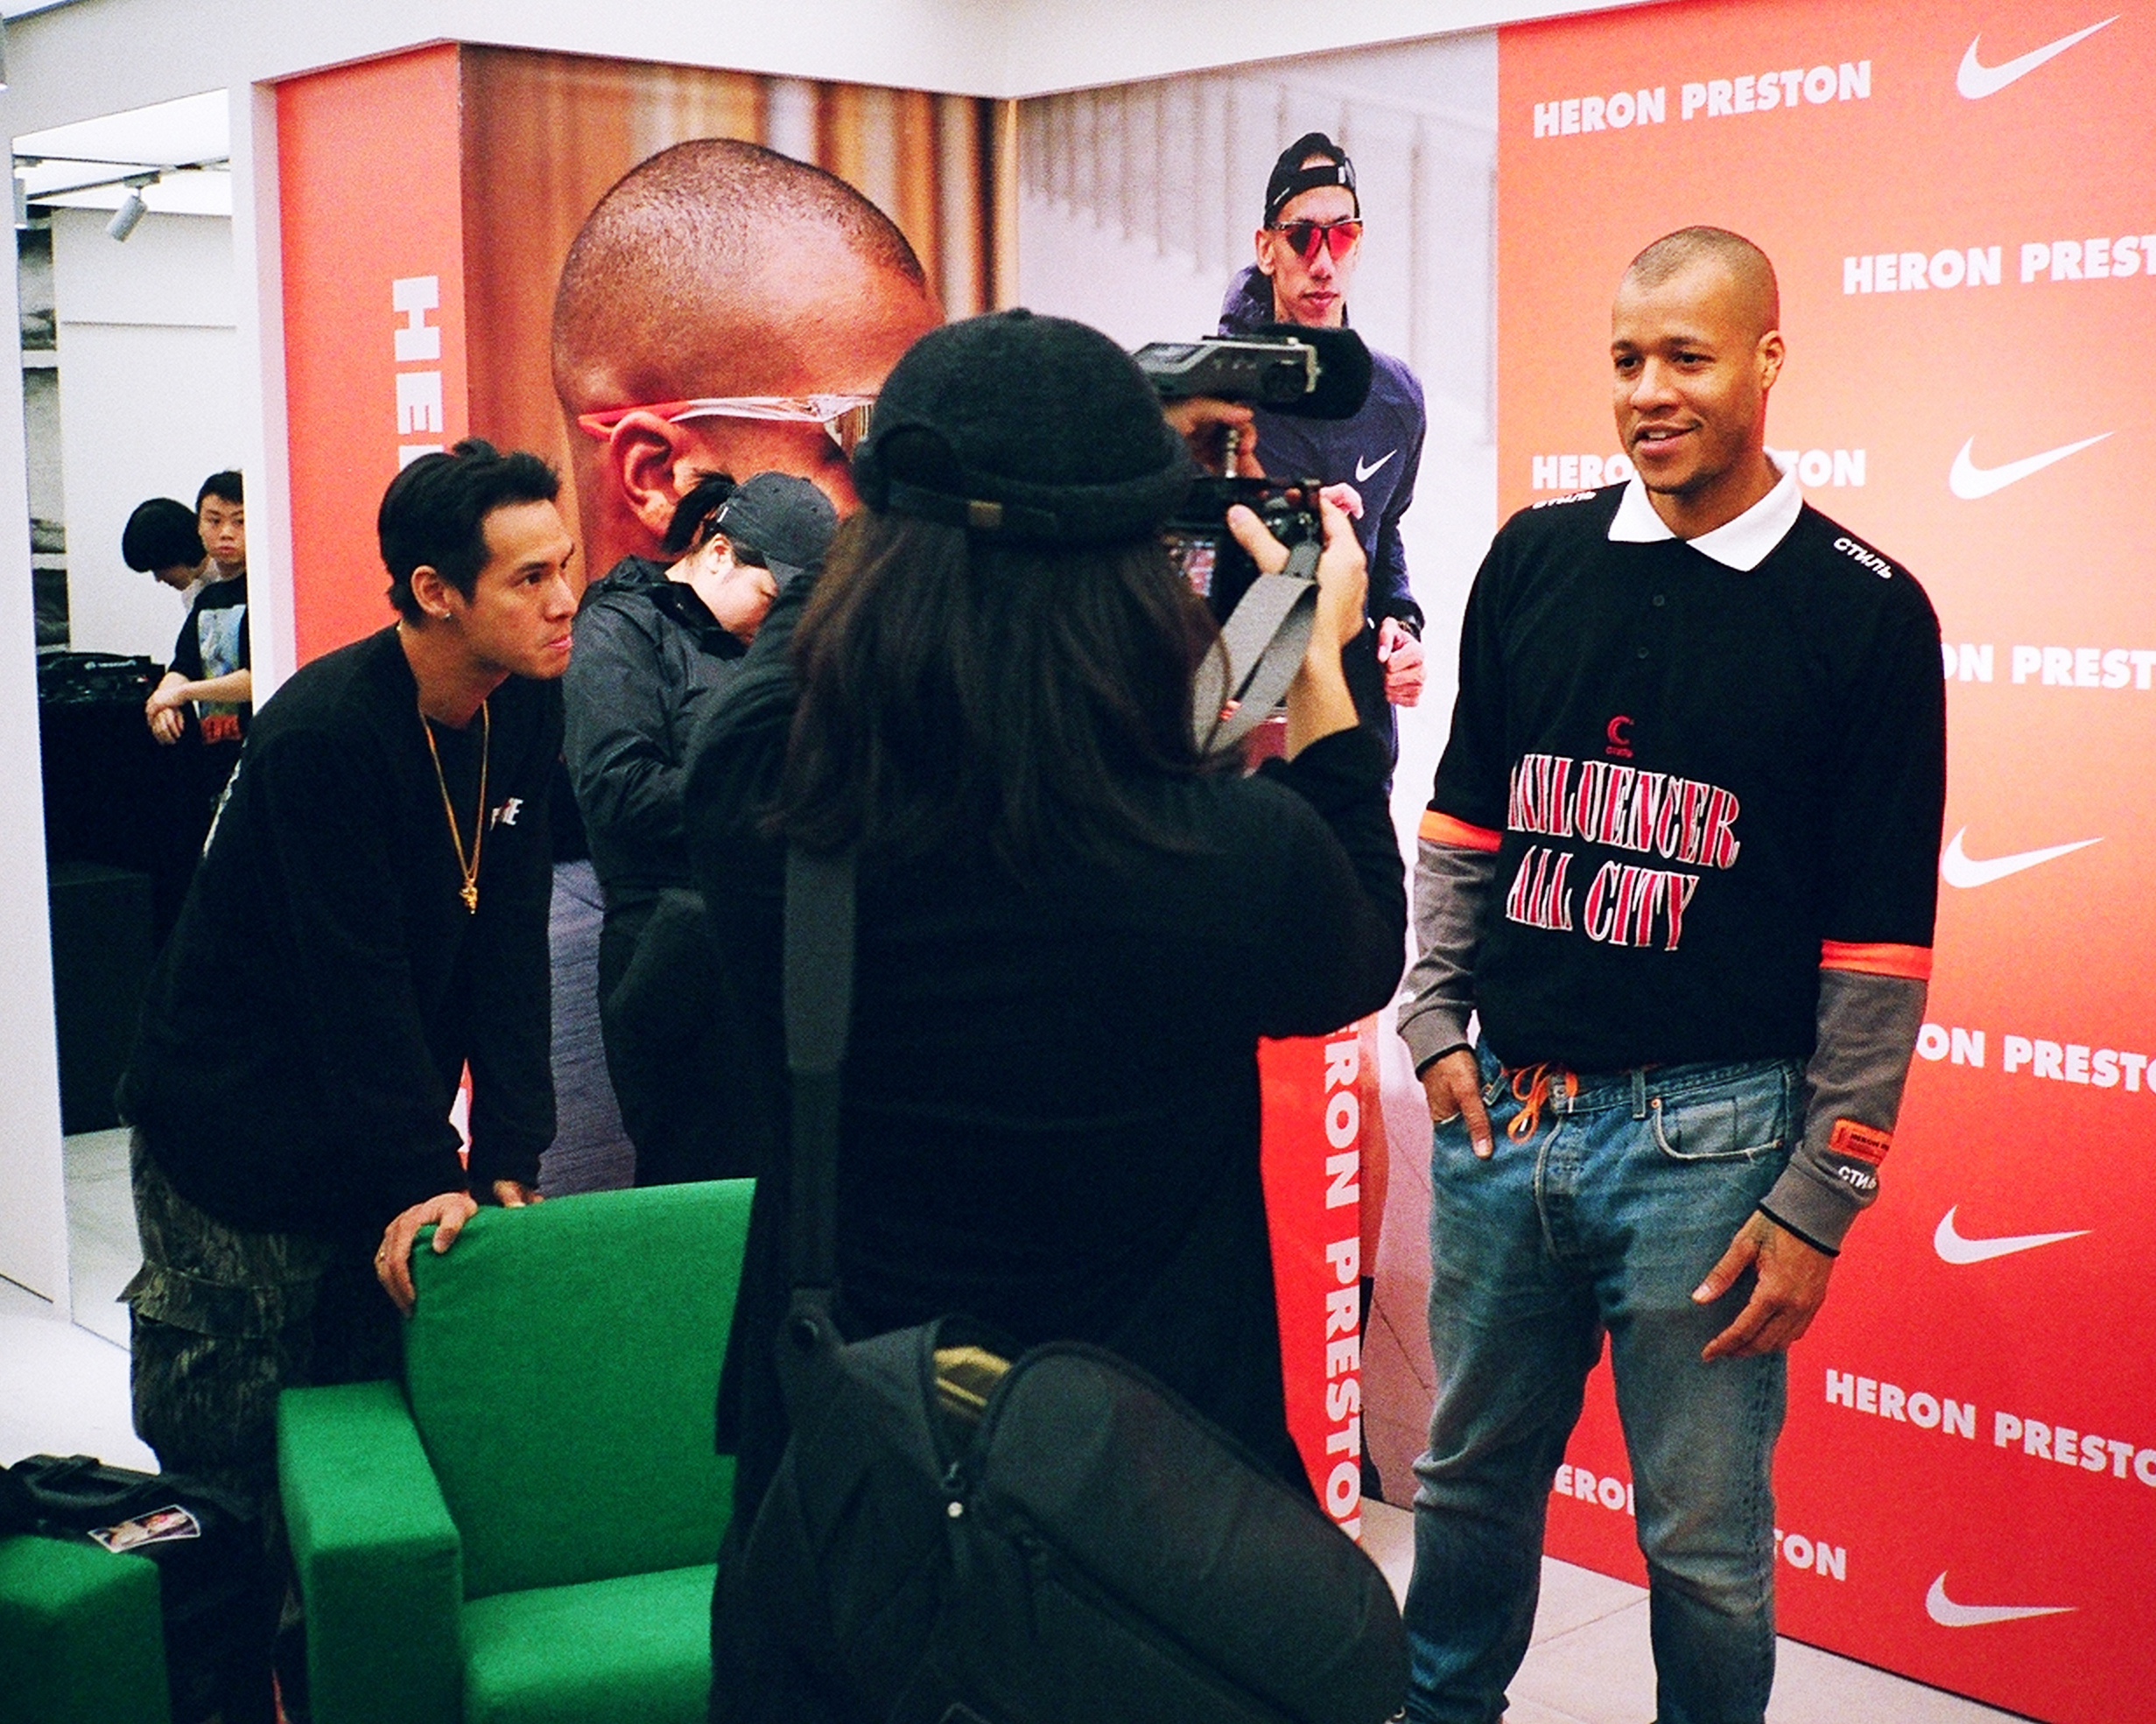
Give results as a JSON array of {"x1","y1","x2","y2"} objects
[{"x1": 106, "y1": 174, "x2": 157, "y2": 242}]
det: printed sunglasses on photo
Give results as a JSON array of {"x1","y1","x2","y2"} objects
[
  {"x1": 575, "y1": 394, "x2": 877, "y2": 455},
  {"x1": 1270, "y1": 219, "x2": 1364, "y2": 264}
]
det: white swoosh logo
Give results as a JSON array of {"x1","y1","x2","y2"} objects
[
  {"x1": 1940, "y1": 828, "x2": 2102, "y2": 889},
  {"x1": 1949, "y1": 434, "x2": 2110, "y2": 499},
  {"x1": 1957, "y1": 18, "x2": 2118, "y2": 99},
  {"x1": 1926, "y1": 1573, "x2": 2075, "y2": 1627},
  {"x1": 1934, "y1": 1206, "x2": 2090, "y2": 1265},
  {"x1": 1354, "y1": 450, "x2": 1397, "y2": 483}
]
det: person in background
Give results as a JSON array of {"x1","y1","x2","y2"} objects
[
  {"x1": 542, "y1": 137, "x2": 942, "y2": 1191},
  {"x1": 121, "y1": 495, "x2": 210, "y2": 602},
  {"x1": 195, "y1": 469, "x2": 247, "y2": 580},
  {"x1": 1218, "y1": 132, "x2": 1428, "y2": 758},
  {"x1": 125, "y1": 482, "x2": 249, "y2": 943},
  {"x1": 144, "y1": 471, "x2": 250, "y2": 756},
  {"x1": 565, "y1": 469, "x2": 837, "y2": 1184}
]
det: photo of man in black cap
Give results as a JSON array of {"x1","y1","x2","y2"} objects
[
  {"x1": 1220, "y1": 131, "x2": 1429, "y2": 760},
  {"x1": 563, "y1": 470, "x2": 839, "y2": 1184}
]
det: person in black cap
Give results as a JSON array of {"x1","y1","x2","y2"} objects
[
  {"x1": 687, "y1": 308, "x2": 1408, "y2": 1719},
  {"x1": 564, "y1": 469, "x2": 837, "y2": 1182},
  {"x1": 1221, "y1": 131, "x2": 1429, "y2": 760}
]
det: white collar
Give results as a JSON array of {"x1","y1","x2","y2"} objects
[{"x1": 1606, "y1": 451, "x2": 1801, "y2": 571}]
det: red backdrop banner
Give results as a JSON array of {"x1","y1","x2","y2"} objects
[
  {"x1": 1261, "y1": 1027, "x2": 1378, "y2": 1539},
  {"x1": 1497, "y1": 4, "x2": 2156, "y2": 1717},
  {"x1": 278, "y1": 46, "x2": 469, "y2": 666}
]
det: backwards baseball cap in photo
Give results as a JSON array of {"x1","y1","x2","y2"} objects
[
  {"x1": 710, "y1": 472, "x2": 839, "y2": 585},
  {"x1": 1264, "y1": 131, "x2": 1359, "y2": 226}
]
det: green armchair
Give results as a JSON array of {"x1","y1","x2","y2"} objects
[
  {"x1": 277, "y1": 1179, "x2": 754, "y2": 1724},
  {"x1": 0, "y1": 1531, "x2": 169, "y2": 1724}
]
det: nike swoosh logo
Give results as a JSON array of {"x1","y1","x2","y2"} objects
[
  {"x1": 1957, "y1": 18, "x2": 2118, "y2": 99},
  {"x1": 1949, "y1": 434, "x2": 2110, "y2": 499},
  {"x1": 1934, "y1": 1206, "x2": 2090, "y2": 1265},
  {"x1": 1940, "y1": 828, "x2": 2102, "y2": 889},
  {"x1": 1926, "y1": 1573, "x2": 2075, "y2": 1628},
  {"x1": 1354, "y1": 450, "x2": 1397, "y2": 483}
]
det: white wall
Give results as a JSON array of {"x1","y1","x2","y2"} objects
[
  {"x1": 0, "y1": 223, "x2": 69, "y2": 1311},
  {"x1": 51, "y1": 209, "x2": 242, "y2": 662}
]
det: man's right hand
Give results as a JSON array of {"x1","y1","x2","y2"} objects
[
  {"x1": 1422, "y1": 1047, "x2": 1494, "y2": 1159},
  {"x1": 1162, "y1": 396, "x2": 1263, "y2": 478},
  {"x1": 376, "y1": 1189, "x2": 480, "y2": 1315}
]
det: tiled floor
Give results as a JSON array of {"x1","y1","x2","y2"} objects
[
  {"x1": 0, "y1": 1127, "x2": 155, "y2": 1471},
  {"x1": 1357, "y1": 1502, "x2": 2020, "y2": 1722},
  {"x1": 4, "y1": 1131, "x2": 2026, "y2": 1721}
]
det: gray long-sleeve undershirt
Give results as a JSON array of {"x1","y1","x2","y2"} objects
[{"x1": 1396, "y1": 836, "x2": 1926, "y2": 1252}]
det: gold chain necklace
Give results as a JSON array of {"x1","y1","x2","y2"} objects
[{"x1": 420, "y1": 697, "x2": 489, "y2": 914}]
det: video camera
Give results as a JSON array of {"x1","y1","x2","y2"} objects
[{"x1": 1135, "y1": 326, "x2": 1373, "y2": 622}]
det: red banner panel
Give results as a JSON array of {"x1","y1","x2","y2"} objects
[
  {"x1": 1498, "y1": 4, "x2": 2156, "y2": 1717},
  {"x1": 279, "y1": 46, "x2": 469, "y2": 664},
  {"x1": 1262, "y1": 1026, "x2": 1380, "y2": 1539}
]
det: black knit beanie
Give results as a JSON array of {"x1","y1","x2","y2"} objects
[{"x1": 851, "y1": 309, "x2": 1193, "y2": 546}]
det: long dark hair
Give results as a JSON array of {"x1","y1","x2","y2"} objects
[{"x1": 776, "y1": 511, "x2": 1222, "y2": 869}]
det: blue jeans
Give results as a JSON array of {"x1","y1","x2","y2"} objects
[{"x1": 1403, "y1": 1042, "x2": 1801, "y2": 1724}]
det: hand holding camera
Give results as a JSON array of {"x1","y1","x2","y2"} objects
[{"x1": 1226, "y1": 492, "x2": 1366, "y2": 755}]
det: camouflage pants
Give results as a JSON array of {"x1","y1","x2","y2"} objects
[{"x1": 123, "y1": 1132, "x2": 401, "y2": 1520}]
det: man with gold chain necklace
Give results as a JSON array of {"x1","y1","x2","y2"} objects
[{"x1": 117, "y1": 440, "x2": 576, "y2": 1719}]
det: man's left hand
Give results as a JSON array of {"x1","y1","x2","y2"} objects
[
  {"x1": 1694, "y1": 1211, "x2": 1835, "y2": 1362},
  {"x1": 1377, "y1": 617, "x2": 1425, "y2": 706},
  {"x1": 376, "y1": 1181, "x2": 542, "y2": 1314}
]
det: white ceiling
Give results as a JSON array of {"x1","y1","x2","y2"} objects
[{"x1": 13, "y1": 88, "x2": 230, "y2": 215}]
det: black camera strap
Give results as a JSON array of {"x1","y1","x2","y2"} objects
[{"x1": 1196, "y1": 536, "x2": 1321, "y2": 753}]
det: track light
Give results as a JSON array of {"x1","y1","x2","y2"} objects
[{"x1": 106, "y1": 174, "x2": 157, "y2": 242}]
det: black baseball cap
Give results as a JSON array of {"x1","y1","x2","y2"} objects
[
  {"x1": 710, "y1": 472, "x2": 839, "y2": 585},
  {"x1": 852, "y1": 308, "x2": 1191, "y2": 547},
  {"x1": 1264, "y1": 131, "x2": 1359, "y2": 226}
]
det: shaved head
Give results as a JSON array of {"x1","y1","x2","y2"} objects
[
  {"x1": 552, "y1": 137, "x2": 942, "y2": 567},
  {"x1": 552, "y1": 138, "x2": 931, "y2": 412},
  {"x1": 1624, "y1": 227, "x2": 1780, "y2": 341}
]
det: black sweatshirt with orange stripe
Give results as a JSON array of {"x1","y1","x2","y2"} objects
[{"x1": 1399, "y1": 483, "x2": 1945, "y2": 1250}]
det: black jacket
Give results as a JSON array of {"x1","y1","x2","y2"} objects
[
  {"x1": 684, "y1": 572, "x2": 1409, "y2": 1526},
  {"x1": 563, "y1": 557, "x2": 748, "y2": 922}
]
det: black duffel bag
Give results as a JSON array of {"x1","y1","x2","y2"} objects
[
  {"x1": 720, "y1": 849, "x2": 1408, "y2": 1724},
  {"x1": 2, "y1": 1454, "x2": 272, "y2": 1724}
]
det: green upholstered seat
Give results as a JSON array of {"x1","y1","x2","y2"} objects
[
  {"x1": 279, "y1": 1180, "x2": 753, "y2": 1724},
  {"x1": 0, "y1": 1531, "x2": 171, "y2": 1724},
  {"x1": 461, "y1": 1563, "x2": 717, "y2": 1724}
]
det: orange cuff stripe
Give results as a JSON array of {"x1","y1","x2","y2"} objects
[
  {"x1": 1820, "y1": 940, "x2": 1933, "y2": 981},
  {"x1": 1421, "y1": 810, "x2": 1503, "y2": 852}
]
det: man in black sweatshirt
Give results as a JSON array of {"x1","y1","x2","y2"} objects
[{"x1": 119, "y1": 440, "x2": 575, "y2": 1561}]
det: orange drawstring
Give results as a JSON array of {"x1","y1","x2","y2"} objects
[{"x1": 1505, "y1": 1063, "x2": 1579, "y2": 1143}]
